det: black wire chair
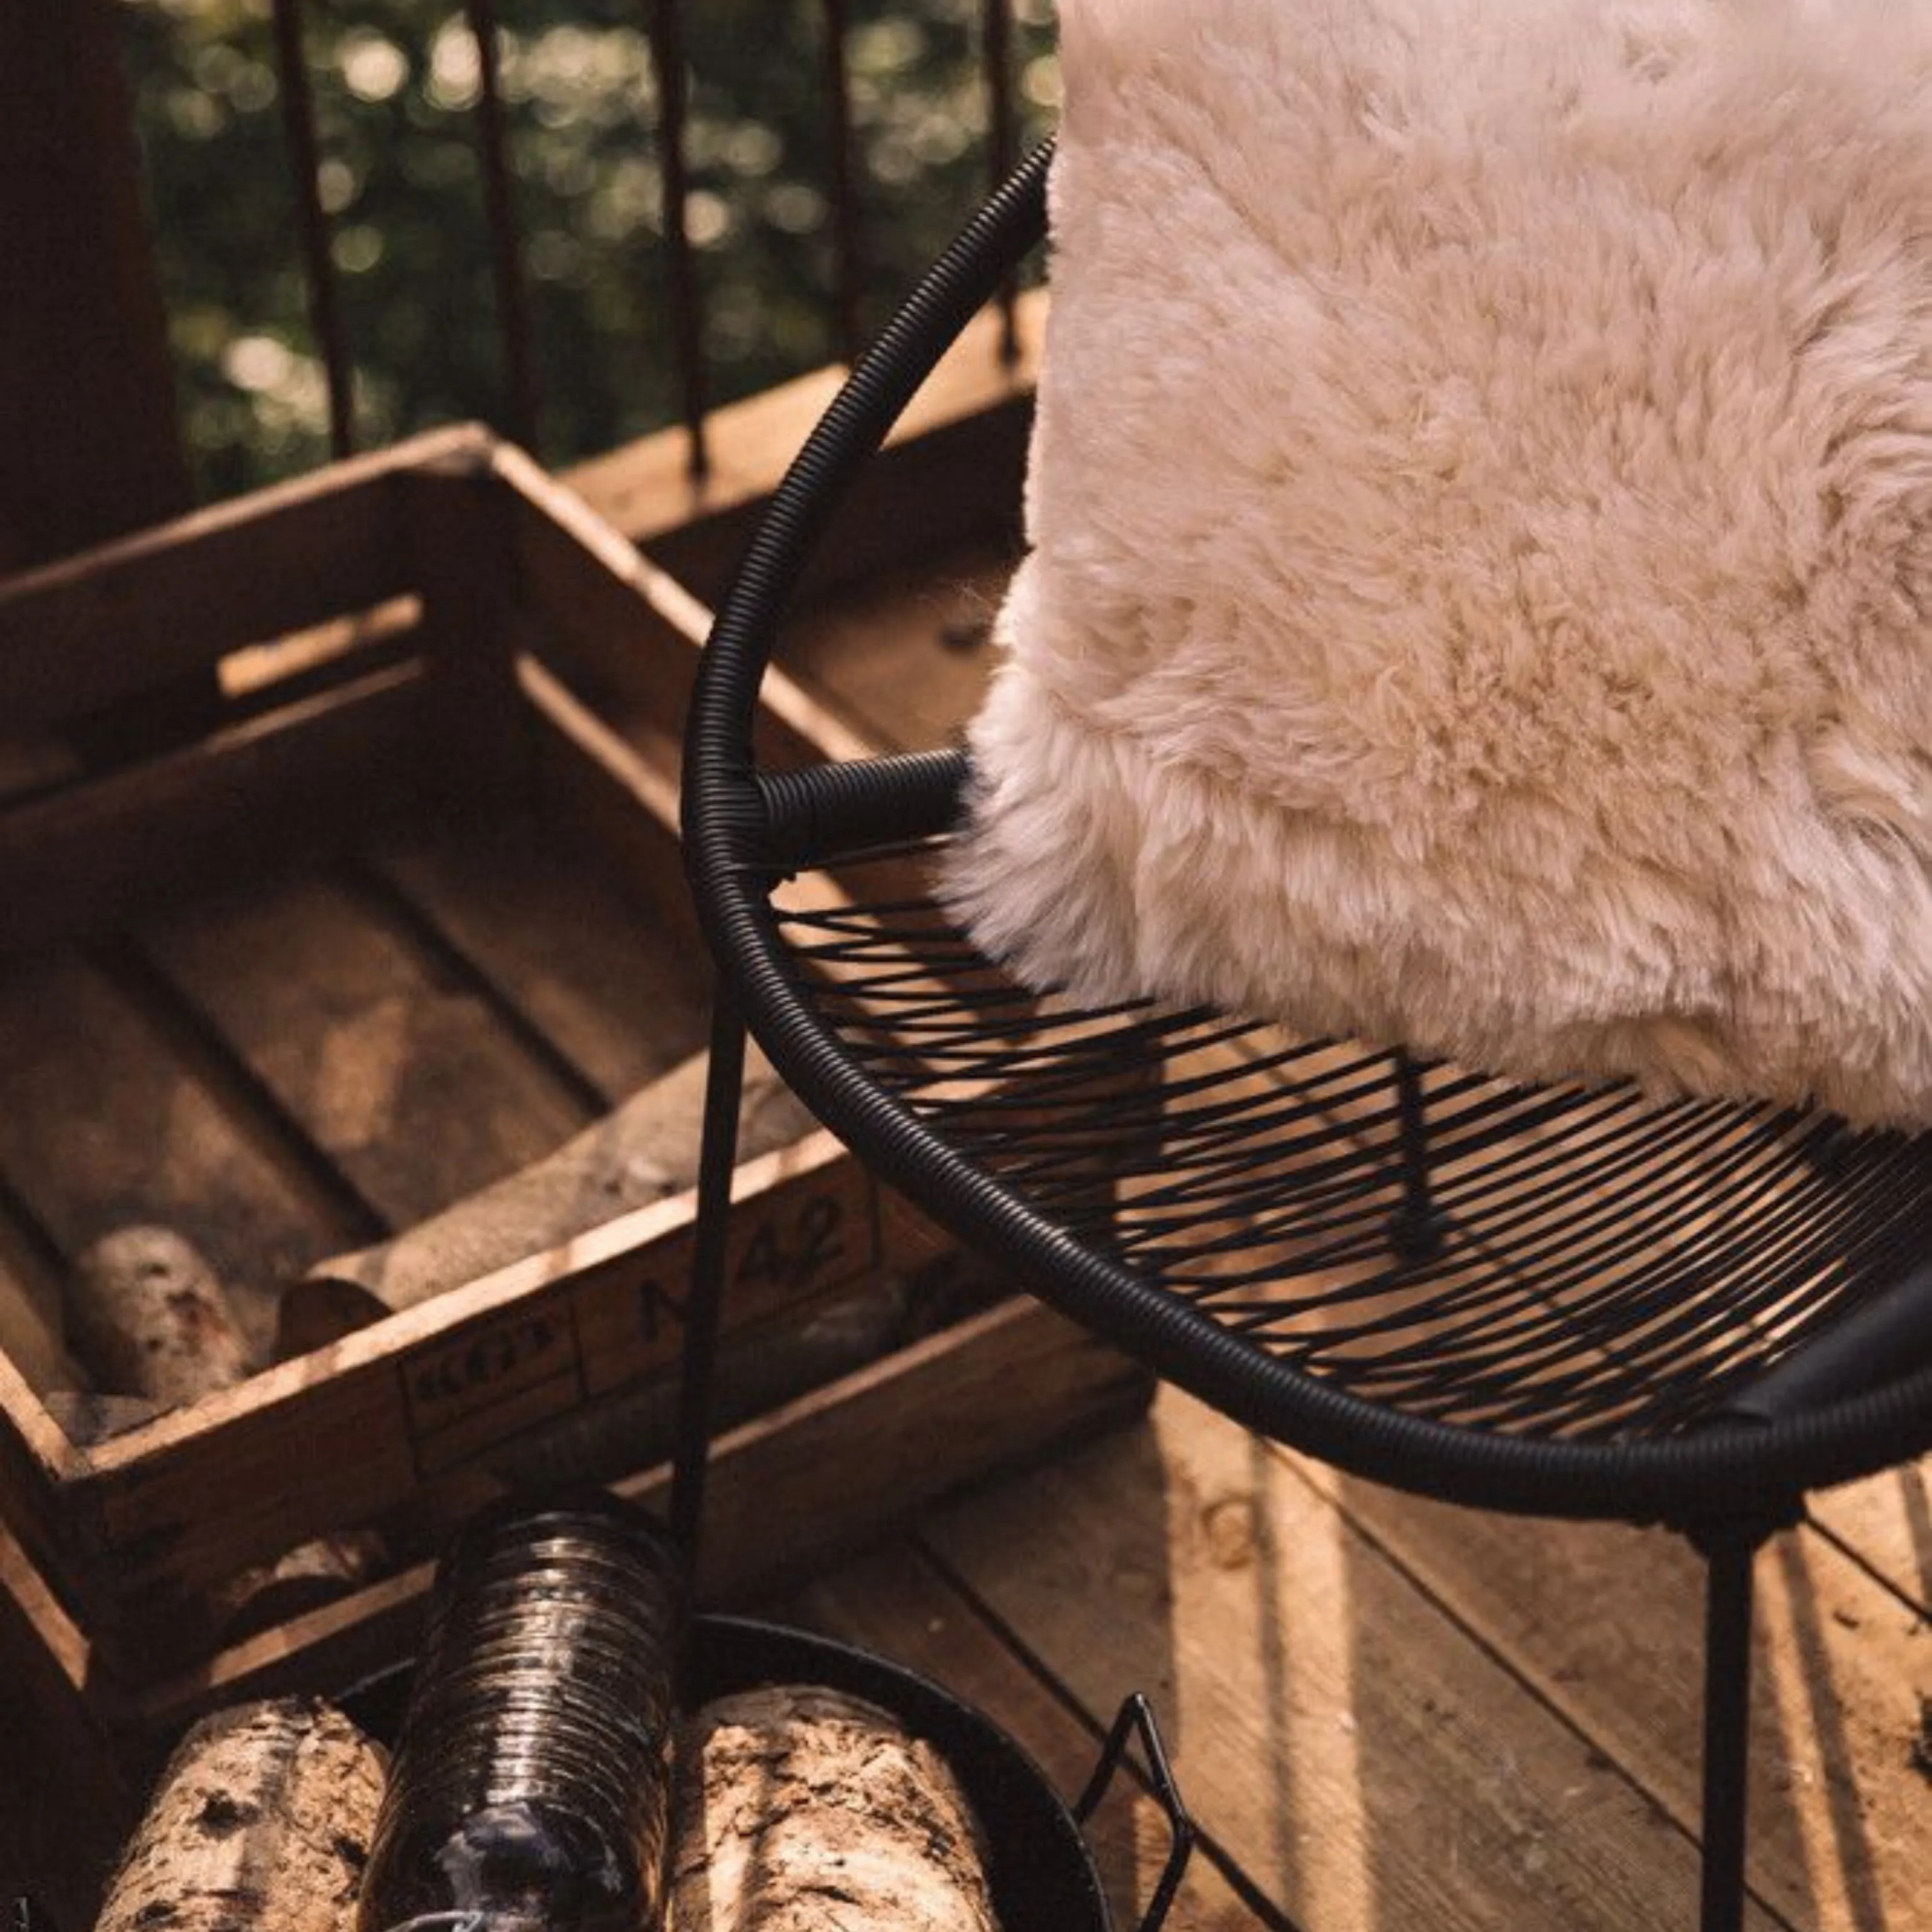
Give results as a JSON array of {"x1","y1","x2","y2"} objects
[{"x1": 675, "y1": 143, "x2": 1932, "y2": 1932}]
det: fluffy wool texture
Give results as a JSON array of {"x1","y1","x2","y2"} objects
[{"x1": 945, "y1": 0, "x2": 1932, "y2": 1126}]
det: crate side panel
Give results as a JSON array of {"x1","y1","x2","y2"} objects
[
  {"x1": 76, "y1": 1135, "x2": 898, "y2": 1604},
  {"x1": 0, "y1": 663, "x2": 432, "y2": 957},
  {"x1": 0, "y1": 432, "x2": 479, "y2": 731},
  {"x1": 135, "y1": 1294, "x2": 1152, "y2": 1738}
]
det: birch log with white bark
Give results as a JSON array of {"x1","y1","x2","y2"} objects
[
  {"x1": 92, "y1": 1698, "x2": 385, "y2": 1932},
  {"x1": 668, "y1": 1684, "x2": 1001, "y2": 1932}
]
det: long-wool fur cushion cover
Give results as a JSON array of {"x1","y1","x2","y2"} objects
[{"x1": 944, "y1": 0, "x2": 1932, "y2": 1127}]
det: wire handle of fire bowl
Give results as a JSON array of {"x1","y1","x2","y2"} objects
[{"x1": 1072, "y1": 1693, "x2": 1195, "y2": 1932}]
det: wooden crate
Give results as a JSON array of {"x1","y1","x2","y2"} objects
[{"x1": 0, "y1": 397, "x2": 1150, "y2": 1922}]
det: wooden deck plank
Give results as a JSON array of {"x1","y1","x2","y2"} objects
[
  {"x1": 565, "y1": 295, "x2": 1041, "y2": 599},
  {"x1": 779, "y1": 542, "x2": 1011, "y2": 753},
  {"x1": 1286, "y1": 1455, "x2": 1932, "y2": 1932},
  {"x1": 780, "y1": 1538, "x2": 1268, "y2": 1932},
  {"x1": 924, "y1": 1388, "x2": 1785, "y2": 1932},
  {"x1": 138, "y1": 871, "x2": 598, "y2": 1232},
  {"x1": 1808, "y1": 1465, "x2": 1932, "y2": 1623}
]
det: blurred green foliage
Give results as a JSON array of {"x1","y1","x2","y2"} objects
[{"x1": 116, "y1": 0, "x2": 1058, "y2": 499}]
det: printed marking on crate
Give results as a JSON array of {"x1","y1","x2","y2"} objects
[
  {"x1": 572, "y1": 1164, "x2": 882, "y2": 1397},
  {"x1": 397, "y1": 1164, "x2": 882, "y2": 1475},
  {"x1": 401, "y1": 1302, "x2": 588, "y2": 1477}
]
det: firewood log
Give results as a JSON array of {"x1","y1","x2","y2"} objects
[
  {"x1": 278, "y1": 1043, "x2": 818, "y2": 1354},
  {"x1": 668, "y1": 1684, "x2": 1000, "y2": 1932},
  {"x1": 64, "y1": 1227, "x2": 383, "y2": 1638},
  {"x1": 92, "y1": 1697, "x2": 385, "y2": 1932},
  {"x1": 67, "y1": 1226, "x2": 250, "y2": 1409}
]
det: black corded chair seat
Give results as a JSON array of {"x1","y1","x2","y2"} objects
[
  {"x1": 745, "y1": 843, "x2": 1932, "y2": 1519},
  {"x1": 678, "y1": 147, "x2": 1932, "y2": 1931}
]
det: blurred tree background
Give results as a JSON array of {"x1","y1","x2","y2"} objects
[{"x1": 114, "y1": 0, "x2": 1059, "y2": 501}]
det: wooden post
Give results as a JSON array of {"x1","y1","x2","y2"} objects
[
  {"x1": 0, "y1": 0, "x2": 191, "y2": 569},
  {"x1": 406, "y1": 450, "x2": 531, "y2": 813}
]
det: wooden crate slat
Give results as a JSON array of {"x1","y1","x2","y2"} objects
[
  {"x1": 500, "y1": 442, "x2": 712, "y2": 671},
  {"x1": 364, "y1": 817, "x2": 713, "y2": 1106},
  {"x1": 0, "y1": 660, "x2": 433, "y2": 957},
  {"x1": 137, "y1": 868, "x2": 598, "y2": 1233},
  {"x1": 519, "y1": 652, "x2": 699, "y2": 960},
  {"x1": 501, "y1": 445, "x2": 715, "y2": 769},
  {"x1": 406, "y1": 462, "x2": 530, "y2": 813},
  {"x1": 0, "y1": 427, "x2": 489, "y2": 731},
  {"x1": 504, "y1": 477, "x2": 869, "y2": 788},
  {"x1": 0, "y1": 1348, "x2": 78, "y2": 1619}
]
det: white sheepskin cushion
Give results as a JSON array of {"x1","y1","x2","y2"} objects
[{"x1": 945, "y1": 0, "x2": 1932, "y2": 1126}]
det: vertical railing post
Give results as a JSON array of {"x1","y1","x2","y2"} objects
[
  {"x1": 646, "y1": 0, "x2": 709, "y2": 480},
  {"x1": 821, "y1": 0, "x2": 864, "y2": 365},
  {"x1": 271, "y1": 0, "x2": 356, "y2": 458},
  {"x1": 466, "y1": 0, "x2": 541, "y2": 453},
  {"x1": 981, "y1": 0, "x2": 1021, "y2": 365}
]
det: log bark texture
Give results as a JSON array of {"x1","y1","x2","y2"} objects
[
  {"x1": 92, "y1": 1697, "x2": 386, "y2": 1932},
  {"x1": 67, "y1": 1226, "x2": 252, "y2": 1407},
  {"x1": 63, "y1": 1227, "x2": 383, "y2": 1635},
  {"x1": 669, "y1": 1684, "x2": 999, "y2": 1932},
  {"x1": 280, "y1": 1044, "x2": 817, "y2": 1352}
]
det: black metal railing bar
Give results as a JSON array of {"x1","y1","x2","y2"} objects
[{"x1": 182, "y1": 0, "x2": 1040, "y2": 484}]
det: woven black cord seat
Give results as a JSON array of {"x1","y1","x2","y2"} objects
[
  {"x1": 770, "y1": 836, "x2": 1932, "y2": 1470},
  {"x1": 679, "y1": 143, "x2": 1932, "y2": 1929}
]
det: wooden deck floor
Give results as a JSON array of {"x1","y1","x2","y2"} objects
[
  {"x1": 758, "y1": 543, "x2": 1932, "y2": 1932},
  {"x1": 765, "y1": 1387, "x2": 1932, "y2": 1932}
]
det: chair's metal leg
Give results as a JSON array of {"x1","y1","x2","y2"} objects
[
  {"x1": 1697, "y1": 1524, "x2": 1762, "y2": 1932},
  {"x1": 668, "y1": 993, "x2": 750, "y2": 1564},
  {"x1": 1389, "y1": 1050, "x2": 1444, "y2": 1262}
]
